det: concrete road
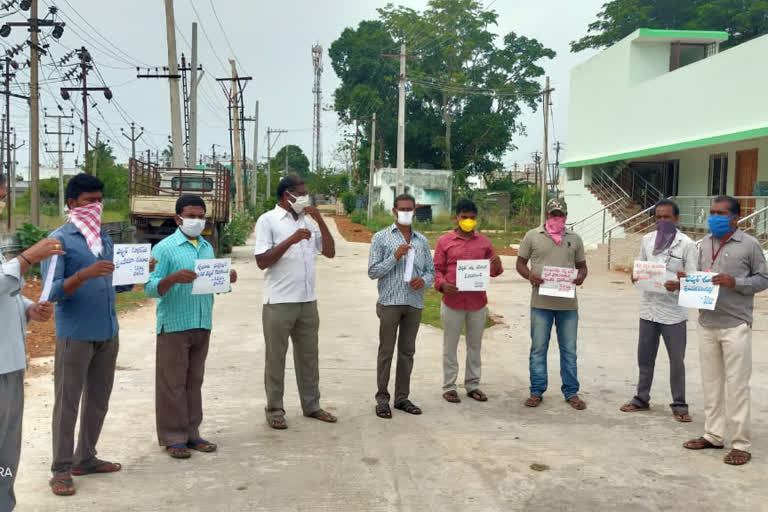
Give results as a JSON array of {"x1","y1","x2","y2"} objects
[{"x1": 14, "y1": 219, "x2": 768, "y2": 511}]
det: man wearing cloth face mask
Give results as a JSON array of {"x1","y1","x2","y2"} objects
[
  {"x1": 145, "y1": 195, "x2": 237, "y2": 459},
  {"x1": 0, "y1": 173, "x2": 59, "y2": 512},
  {"x1": 434, "y1": 199, "x2": 502, "y2": 404},
  {"x1": 620, "y1": 199, "x2": 697, "y2": 422},
  {"x1": 254, "y1": 175, "x2": 337, "y2": 430},
  {"x1": 516, "y1": 198, "x2": 588, "y2": 410},
  {"x1": 42, "y1": 174, "x2": 134, "y2": 496},
  {"x1": 681, "y1": 195, "x2": 768, "y2": 466},
  {"x1": 368, "y1": 194, "x2": 435, "y2": 418}
]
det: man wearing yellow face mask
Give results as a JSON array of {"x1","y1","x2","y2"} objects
[
  {"x1": 516, "y1": 198, "x2": 588, "y2": 410},
  {"x1": 434, "y1": 199, "x2": 503, "y2": 403}
]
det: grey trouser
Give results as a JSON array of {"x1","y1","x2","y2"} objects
[
  {"x1": 375, "y1": 303, "x2": 422, "y2": 406},
  {"x1": 0, "y1": 370, "x2": 23, "y2": 512},
  {"x1": 441, "y1": 303, "x2": 487, "y2": 393},
  {"x1": 51, "y1": 336, "x2": 119, "y2": 475},
  {"x1": 263, "y1": 302, "x2": 321, "y2": 419},
  {"x1": 156, "y1": 328, "x2": 211, "y2": 446},
  {"x1": 631, "y1": 319, "x2": 688, "y2": 413}
]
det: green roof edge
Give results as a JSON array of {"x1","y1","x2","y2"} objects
[{"x1": 637, "y1": 28, "x2": 729, "y2": 41}]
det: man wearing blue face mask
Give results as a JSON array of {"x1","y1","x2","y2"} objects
[
  {"x1": 681, "y1": 195, "x2": 768, "y2": 466},
  {"x1": 368, "y1": 193, "x2": 434, "y2": 418},
  {"x1": 621, "y1": 199, "x2": 697, "y2": 422},
  {"x1": 145, "y1": 195, "x2": 237, "y2": 459}
]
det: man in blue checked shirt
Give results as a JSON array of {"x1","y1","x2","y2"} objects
[
  {"x1": 368, "y1": 193, "x2": 435, "y2": 419},
  {"x1": 145, "y1": 195, "x2": 237, "y2": 460}
]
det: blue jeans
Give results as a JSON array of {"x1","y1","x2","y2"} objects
[{"x1": 529, "y1": 308, "x2": 579, "y2": 399}]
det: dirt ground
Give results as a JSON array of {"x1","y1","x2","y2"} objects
[{"x1": 332, "y1": 214, "x2": 518, "y2": 255}]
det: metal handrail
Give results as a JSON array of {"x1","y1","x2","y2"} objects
[
  {"x1": 739, "y1": 205, "x2": 768, "y2": 224},
  {"x1": 567, "y1": 198, "x2": 624, "y2": 229},
  {"x1": 592, "y1": 168, "x2": 631, "y2": 200}
]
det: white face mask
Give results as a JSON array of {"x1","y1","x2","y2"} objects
[
  {"x1": 179, "y1": 217, "x2": 206, "y2": 238},
  {"x1": 288, "y1": 192, "x2": 310, "y2": 214},
  {"x1": 397, "y1": 210, "x2": 414, "y2": 226}
]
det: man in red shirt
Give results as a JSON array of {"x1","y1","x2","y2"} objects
[{"x1": 434, "y1": 199, "x2": 503, "y2": 403}]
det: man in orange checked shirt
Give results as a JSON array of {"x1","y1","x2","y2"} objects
[{"x1": 434, "y1": 199, "x2": 503, "y2": 404}]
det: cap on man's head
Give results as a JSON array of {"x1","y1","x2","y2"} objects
[{"x1": 546, "y1": 198, "x2": 567, "y2": 215}]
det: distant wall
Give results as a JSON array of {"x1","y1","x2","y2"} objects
[{"x1": 373, "y1": 168, "x2": 453, "y2": 215}]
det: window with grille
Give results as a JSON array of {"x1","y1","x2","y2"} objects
[{"x1": 708, "y1": 154, "x2": 728, "y2": 195}]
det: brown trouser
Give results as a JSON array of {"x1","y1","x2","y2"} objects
[
  {"x1": 156, "y1": 328, "x2": 211, "y2": 446},
  {"x1": 263, "y1": 302, "x2": 321, "y2": 420},
  {"x1": 51, "y1": 336, "x2": 119, "y2": 475},
  {"x1": 375, "y1": 304, "x2": 422, "y2": 406}
]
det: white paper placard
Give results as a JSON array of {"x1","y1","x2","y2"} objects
[
  {"x1": 112, "y1": 244, "x2": 151, "y2": 286},
  {"x1": 678, "y1": 272, "x2": 719, "y2": 310},
  {"x1": 192, "y1": 258, "x2": 231, "y2": 295},
  {"x1": 39, "y1": 254, "x2": 57, "y2": 302},
  {"x1": 403, "y1": 248, "x2": 415, "y2": 282},
  {"x1": 456, "y1": 259, "x2": 490, "y2": 291},
  {"x1": 633, "y1": 260, "x2": 667, "y2": 294},
  {"x1": 539, "y1": 265, "x2": 578, "y2": 298}
]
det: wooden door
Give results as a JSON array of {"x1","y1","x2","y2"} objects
[{"x1": 736, "y1": 149, "x2": 759, "y2": 217}]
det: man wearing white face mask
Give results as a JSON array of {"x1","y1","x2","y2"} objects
[
  {"x1": 368, "y1": 194, "x2": 434, "y2": 418},
  {"x1": 254, "y1": 176, "x2": 336, "y2": 429},
  {"x1": 145, "y1": 195, "x2": 238, "y2": 458}
]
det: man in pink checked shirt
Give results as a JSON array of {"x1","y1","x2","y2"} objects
[{"x1": 434, "y1": 199, "x2": 503, "y2": 404}]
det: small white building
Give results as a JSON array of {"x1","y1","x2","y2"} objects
[
  {"x1": 561, "y1": 29, "x2": 768, "y2": 248},
  {"x1": 372, "y1": 168, "x2": 453, "y2": 216}
]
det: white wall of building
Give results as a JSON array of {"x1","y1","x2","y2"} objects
[
  {"x1": 564, "y1": 31, "x2": 768, "y2": 165},
  {"x1": 373, "y1": 168, "x2": 453, "y2": 216},
  {"x1": 563, "y1": 167, "x2": 626, "y2": 249}
]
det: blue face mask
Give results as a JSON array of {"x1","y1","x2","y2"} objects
[{"x1": 707, "y1": 214, "x2": 734, "y2": 238}]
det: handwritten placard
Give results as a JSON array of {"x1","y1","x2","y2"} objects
[
  {"x1": 192, "y1": 258, "x2": 231, "y2": 295},
  {"x1": 40, "y1": 254, "x2": 58, "y2": 302},
  {"x1": 678, "y1": 272, "x2": 719, "y2": 310},
  {"x1": 456, "y1": 259, "x2": 490, "y2": 291},
  {"x1": 539, "y1": 266, "x2": 578, "y2": 298},
  {"x1": 633, "y1": 260, "x2": 667, "y2": 294},
  {"x1": 112, "y1": 244, "x2": 151, "y2": 286}
]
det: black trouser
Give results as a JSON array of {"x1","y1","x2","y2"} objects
[{"x1": 631, "y1": 319, "x2": 687, "y2": 413}]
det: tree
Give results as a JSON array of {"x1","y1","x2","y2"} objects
[
  {"x1": 329, "y1": 1, "x2": 555, "y2": 181},
  {"x1": 571, "y1": 0, "x2": 768, "y2": 52},
  {"x1": 272, "y1": 145, "x2": 310, "y2": 177}
]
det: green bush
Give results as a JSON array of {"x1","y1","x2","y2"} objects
[
  {"x1": 220, "y1": 211, "x2": 257, "y2": 254},
  {"x1": 18, "y1": 222, "x2": 49, "y2": 248},
  {"x1": 340, "y1": 191, "x2": 356, "y2": 215},
  {"x1": 350, "y1": 209, "x2": 366, "y2": 225}
]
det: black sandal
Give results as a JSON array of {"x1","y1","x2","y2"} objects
[
  {"x1": 375, "y1": 403, "x2": 392, "y2": 419},
  {"x1": 394, "y1": 400, "x2": 422, "y2": 415}
]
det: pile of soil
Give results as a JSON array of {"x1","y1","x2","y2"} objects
[{"x1": 20, "y1": 279, "x2": 56, "y2": 360}]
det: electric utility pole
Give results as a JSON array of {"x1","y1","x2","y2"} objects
[
  {"x1": 121, "y1": 122, "x2": 144, "y2": 161},
  {"x1": 367, "y1": 112, "x2": 377, "y2": 220},
  {"x1": 241, "y1": 100, "x2": 258, "y2": 205},
  {"x1": 163, "y1": 0, "x2": 183, "y2": 168},
  {"x1": 0, "y1": 57, "x2": 26, "y2": 229},
  {"x1": 216, "y1": 66, "x2": 252, "y2": 211},
  {"x1": 266, "y1": 127, "x2": 286, "y2": 200},
  {"x1": 189, "y1": 22, "x2": 204, "y2": 168},
  {"x1": 92, "y1": 128, "x2": 100, "y2": 176},
  {"x1": 61, "y1": 47, "x2": 113, "y2": 174},
  {"x1": 540, "y1": 76, "x2": 553, "y2": 226},
  {"x1": 9, "y1": 130, "x2": 24, "y2": 208},
  {"x1": 44, "y1": 108, "x2": 74, "y2": 215}
]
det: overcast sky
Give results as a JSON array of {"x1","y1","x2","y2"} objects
[{"x1": 10, "y1": 0, "x2": 604, "y2": 175}]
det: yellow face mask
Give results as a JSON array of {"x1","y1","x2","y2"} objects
[{"x1": 458, "y1": 218, "x2": 477, "y2": 233}]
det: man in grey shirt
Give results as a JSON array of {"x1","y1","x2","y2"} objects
[
  {"x1": 0, "y1": 174, "x2": 60, "y2": 512},
  {"x1": 682, "y1": 195, "x2": 768, "y2": 466}
]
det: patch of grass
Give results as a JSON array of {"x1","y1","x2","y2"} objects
[
  {"x1": 420, "y1": 289, "x2": 493, "y2": 330},
  {"x1": 116, "y1": 286, "x2": 150, "y2": 314}
]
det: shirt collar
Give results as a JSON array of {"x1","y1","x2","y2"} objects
[
  {"x1": 389, "y1": 223, "x2": 423, "y2": 241},
  {"x1": 705, "y1": 228, "x2": 743, "y2": 243},
  {"x1": 450, "y1": 229, "x2": 476, "y2": 240},
  {"x1": 172, "y1": 228, "x2": 203, "y2": 248}
]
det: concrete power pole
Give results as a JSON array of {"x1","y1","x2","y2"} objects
[
  {"x1": 164, "y1": 0, "x2": 184, "y2": 168},
  {"x1": 230, "y1": 60, "x2": 244, "y2": 211},
  {"x1": 92, "y1": 128, "x2": 101, "y2": 177},
  {"x1": 11, "y1": 130, "x2": 23, "y2": 209},
  {"x1": 29, "y1": 0, "x2": 40, "y2": 224},
  {"x1": 266, "y1": 127, "x2": 286, "y2": 200},
  {"x1": 189, "y1": 22, "x2": 204, "y2": 168},
  {"x1": 396, "y1": 41, "x2": 406, "y2": 195},
  {"x1": 540, "y1": 76, "x2": 552, "y2": 226},
  {"x1": 311, "y1": 43, "x2": 323, "y2": 172},
  {"x1": 44, "y1": 110, "x2": 74, "y2": 216},
  {"x1": 251, "y1": 101, "x2": 258, "y2": 204},
  {"x1": 367, "y1": 112, "x2": 376, "y2": 220},
  {"x1": 121, "y1": 122, "x2": 144, "y2": 161}
]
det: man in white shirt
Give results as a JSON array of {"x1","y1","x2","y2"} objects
[
  {"x1": 621, "y1": 199, "x2": 697, "y2": 422},
  {"x1": 254, "y1": 175, "x2": 336, "y2": 430},
  {"x1": 0, "y1": 174, "x2": 59, "y2": 511}
]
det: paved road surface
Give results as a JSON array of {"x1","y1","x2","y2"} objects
[{"x1": 15, "y1": 219, "x2": 768, "y2": 511}]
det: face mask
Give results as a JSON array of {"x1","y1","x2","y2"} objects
[
  {"x1": 397, "y1": 210, "x2": 414, "y2": 226},
  {"x1": 180, "y1": 218, "x2": 206, "y2": 238},
  {"x1": 458, "y1": 218, "x2": 477, "y2": 233},
  {"x1": 653, "y1": 219, "x2": 677, "y2": 254},
  {"x1": 288, "y1": 192, "x2": 310, "y2": 214},
  {"x1": 707, "y1": 214, "x2": 734, "y2": 238},
  {"x1": 545, "y1": 216, "x2": 567, "y2": 244}
]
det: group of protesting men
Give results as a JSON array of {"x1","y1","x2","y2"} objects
[{"x1": 0, "y1": 170, "x2": 766, "y2": 510}]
